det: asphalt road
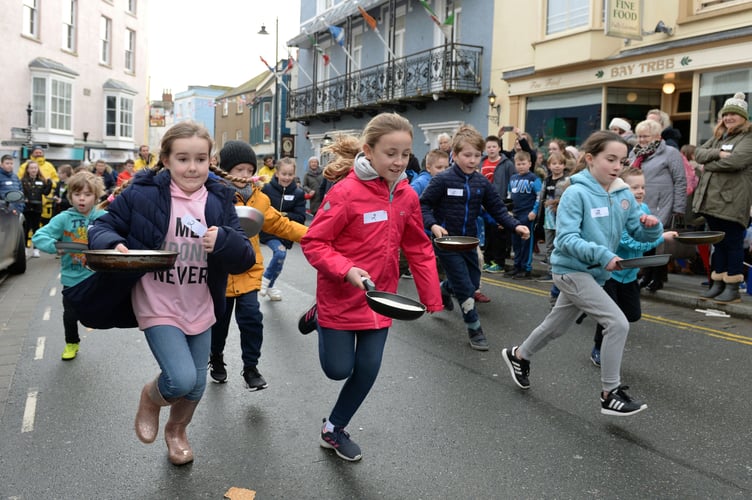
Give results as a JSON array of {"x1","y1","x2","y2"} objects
[{"x1": 0, "y1": 247, "x2": 751, "y2": 499}]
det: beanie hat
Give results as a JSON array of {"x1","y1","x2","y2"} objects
[
  {"x1": 608, "y1": 117, "x2": 631, "y2": 133},
  {"x1": 219, "y1": 140, "x2": 256, "y2": 173},
  {"x1": 720, "y1": 92, "x2": 748, "y2": 120}
]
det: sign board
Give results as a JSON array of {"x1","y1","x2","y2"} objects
[
  {"x1": 604, "y1": 0, "x2": 643, "y2": 41},
  {"x1": 280, "y1": 134, "x2": 295, "y2": 158},
  {"x1": 89, "y1": 148, "x2": 134, "y2": 163}
]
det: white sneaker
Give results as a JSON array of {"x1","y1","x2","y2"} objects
[
  {"x1": 268, "y1": 288, "x2": 282, "y2": 301},
  {"x1": 32, "y1": 249, "x2": 40, "y2": 258},
  {"x1": 26, "y1": 248, "x2": 32, "y2": 258},
  {"x1": 259, "y1": 277, "x2": 270, "y2": 297}
]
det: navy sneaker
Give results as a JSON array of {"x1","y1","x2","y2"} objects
[
  {"x1": 468, "y1": 327, "x2": 489, "y2": 351},
  {"x1": 441, "y1": 289, "x2": 454, "y2": 311},
  {"x1": 590, "y1": 347, "x2": 601, "y2": 367},
  {"x1": 241, "y1": 366, "x2": 268, "y2": 391},
  {"x1": 320, "y1": 419, "x2": 362, "y2": 461},
  {"x1": 297, "y1": 303, "x2": 318, "y2": 335},
  {"x1": 601, "y1": 385, "x2": 647, "y2": 416},
  {"x1": 502, "y1": 346, "x2": 530, "y2": 389}
]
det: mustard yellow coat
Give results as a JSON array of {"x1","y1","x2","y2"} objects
[{"x1": 226, "y1": 186, "x2": 307, "y2": 297}]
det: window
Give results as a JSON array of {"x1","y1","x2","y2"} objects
[
  {"x1": 30, "y1": 75, "x2": 74, "y2": 133},
  {"x1": 262, "y1": 101, "x2": 272, "y2": 142},
  {"x1": 22, "y1": 0, "x2": 39, "y2": 38},
  {"x1": 698, "y1": 0, "x2": 748, "y2": 10},
  {"x1": 62, "y1": 0, "x2": 77, "y2": 51},
  {"x1": 318, "y1": 0, "x2": 334, "y2": 12},
  {"x1": 100, "y1": 16, "x2": 112, "y2": 65},
  {"x1": 546, "y1": 0, "x2": 589, "y2": 35},
  {"x1": 236, "y1": 129, "x2": 243, "y2": 140},
  {"x1": 127, "y1": 0, "x2": 137, "y2": 15},
  {"x1": 222, "y1": 100, "x2": 229, "y2": 116},
  {"x1": 236, "y1": 97, "x2": 244, "y2": 114},
  {"x1": 125, "y1": 29, "x2": 136, "y2": 72},
  {"x1": 698, "y1": 67, "x2": 752, "y2": 143},
  {"x1": 221, "y1": 131, "x2": 228, "y2": 147},
  {"x1": 105, "y1": 95, "x2": 134, "y2": 138}
]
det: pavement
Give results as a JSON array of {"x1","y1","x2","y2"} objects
[{"x1": 524, "y1": 254, "x2": 752, "y2": 320}]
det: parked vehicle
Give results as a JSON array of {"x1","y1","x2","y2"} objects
[{"x1": 0, "y1": 190, "x2": 27, "y2": 274}]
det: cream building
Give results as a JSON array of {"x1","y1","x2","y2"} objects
[{"x1": 491, "y1": 0, "x2": 752, "y2": 150}]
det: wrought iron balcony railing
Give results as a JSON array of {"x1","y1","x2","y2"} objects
[{"x1": 288, "y1": 43, "x2": 483, "y2": 122}]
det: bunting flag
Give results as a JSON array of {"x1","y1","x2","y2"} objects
[
  {"x1": 260, "y1": 56, "x2": 276, "y2": 74},
  {"x1": 282, "y1": 56, "x2": 294, "y2": 75},
  {"x1": 328, "y1": 25, "x2": 345, "y2": 47},
  {"x1": 440, "y1": 13, "x2": 455, "y2": 39},
  {"x1": 418, "y1": 0, "x2": 442, "y2": 28},
  {"x1": 358, "y1": 6, "x2": 378, "y2": 31}
]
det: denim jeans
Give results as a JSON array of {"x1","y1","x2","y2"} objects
[
  {"x1": 144, "y1": 325, "x2": 211, "y2": 401},
  {"x1": 262, "y1": 239, "x2": 287, "y2": 286},
  {"x1": 318, "y1": 326, "x2": 388, "y2": 428},
  {"x1": 435, "y1": 245, "x2": 480, "y2": 325},
  {"x1": 211, "y1": 292, "x2": 263, "y2": 367}
]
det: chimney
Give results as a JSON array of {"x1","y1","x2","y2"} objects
[{"x1": 162, "y1": 89, "x2": 173, "y2": 102}]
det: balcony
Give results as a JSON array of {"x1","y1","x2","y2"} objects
[{"x1": 288, "y1": 43, "x2": 483, "y2": 123}]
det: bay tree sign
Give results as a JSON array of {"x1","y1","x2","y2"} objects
[{"x1": 604, "y1": 0, "x2": 643, "y2": 40}]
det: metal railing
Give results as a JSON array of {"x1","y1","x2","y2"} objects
[{"x1": 288, "y1": 43, "x2": 483, "y2": 121}]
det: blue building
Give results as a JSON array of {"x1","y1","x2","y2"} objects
[
  {"x1": 174, "y1": 85, "x2": 232, "y2": 138},
  {"x1": 287, "y1": 0, "x2": 494, "y2": 171}
]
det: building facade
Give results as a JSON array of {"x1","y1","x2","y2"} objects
[
  {"x1": 287, "y1": 0, "x2": 493, "y2": 170},
  {"x1": 492, "y1": 0, "x2": 752, "y2": 151},
  {"x1": 0, "y1": 0, "x2": 149, "y2": 166},
  {"x1": 174, "y1": 85, "x2": 231, "y2": 139}
]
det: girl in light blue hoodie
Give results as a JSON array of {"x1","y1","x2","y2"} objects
[{"x1": 502, "y1": 131, "x2": 663, "y2": 417}]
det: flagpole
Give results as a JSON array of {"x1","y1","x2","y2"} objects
[{"x1": 374, "y1": 29, "x2": 398, "y2": 60}]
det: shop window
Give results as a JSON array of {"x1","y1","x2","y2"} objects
[
  {"x1": 546, "y1": 0, "x2": 589, "y2": 35},
  {"x1": 527, "y1": 88, "x2": 602, "y2": 146}
]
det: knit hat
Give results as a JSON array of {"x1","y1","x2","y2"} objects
[
  {"x1": 720, "y1": 92, "x2": 748, "y2": 120},
  {"x1": 608, "y1": 117, "x2": 631, "y2": 133},
  {"x1": 218, "y1": 140, "x2": 256, "y2": 173}
]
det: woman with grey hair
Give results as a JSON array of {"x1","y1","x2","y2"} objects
[
  {"x1": 629, "y1": 119, "x2": 687, "y2": 291},
  {"x1": 302, "y1": 156, "x2": 324, "y2": 216}
]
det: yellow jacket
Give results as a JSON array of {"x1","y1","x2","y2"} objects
[
  {"x1": 226, "y1": 186, "x2": 308, "y2": 297},
  {"x1": 256, "y1": 165, "x2": 276, "y2": 184},
  {"x1": 134, "y1": 154, "x2": 157, "y2": 171}
]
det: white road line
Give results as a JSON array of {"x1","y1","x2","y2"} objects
[
  {"x1": 42, "y1": 306, "x2": 51, "y2": 321},
  {"x1": 49, "y1": 287, "x2": 57, "y2": 296},
  {"x1": 34, "y1": 337, "x2": 46, "y2": 360},
  {"x1": 22, "y1": 390, "x2": 38, "y2": 433}
]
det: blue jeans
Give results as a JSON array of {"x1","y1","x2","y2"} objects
[
  {"x1": 318, "y1": 327, "x2": 388, "y2": 428},
  {"x1": 144, "y1": 325, "x2": 211, "y2": 401},
  {"x1": 262, "y1": 239, "x2": 287, "y2": 286},
  {"x1": 211, "y1": 292, "x2": 263, "y2": 367},
  {"x1": 512, "y1": 220, "x2": 535, "y2": 272},
  {"x1": 435, "y1": 246, "x2": 480, "y2": 325}
]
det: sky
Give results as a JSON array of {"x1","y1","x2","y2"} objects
[{"x1": 146, "y1": 0, "x2": 303, "y2": 98}]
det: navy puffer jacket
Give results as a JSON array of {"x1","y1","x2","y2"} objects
[{"x1": 259, "y1": 176, "x2": 306, "y2": 248}]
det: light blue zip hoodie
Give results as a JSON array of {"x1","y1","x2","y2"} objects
[{"x1": 551, "y1": 169, "x2": 663, "y2": 285}]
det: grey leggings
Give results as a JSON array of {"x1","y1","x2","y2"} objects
[{"x1": 518, "y1": 272, "x2": 629, "y2": 392}]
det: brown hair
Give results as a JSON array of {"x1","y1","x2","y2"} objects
[
  {"x1": 452, "y1": 124, "x2": 485, "y2": 154},
  {"x1": 620, "y1": 167, "x2": 644, "y2": 181},
  {"x1": 323, "y1": 113, "x2": 413, "y2": 183},
  {"x1": 547, "y1": 151, "x2": 566, "y2": 166},
  {"x1": 67, "y1": 171, "x2": 105, "y2": 203},
  {"x1": 576, "y1": 130, "x2": 628, "y2": 174},
  {"x1": 515, "y1": 151, "x2": 531, "y2": 163},
  {"x1": 425, "y1": 148, "x2": 449, "y2": 168},
  {"x1": 58, "y1": 164, "x2": 74, "y2": 177}
]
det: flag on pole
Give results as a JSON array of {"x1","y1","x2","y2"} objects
[
  {"x1": 358, "y1": 6, "x2": 378, "y2": 31},
  {"x1": 328, "y1": 25, "x2": 345, "y2": 47},
  {"x1": 418, "y1": 0, "x2": 442, "y2": 28},
  {"x1": 282, "y1": 56, "x2": 294, "y2": 75},
  {"x1": 260, "y1": 56, "x2": 276, "y2": 74},
  {"x1": 440, "y1": 13, "x2": 454, "y2": 39}
]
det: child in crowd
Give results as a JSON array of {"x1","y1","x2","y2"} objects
[
  {"x1": 32, "y1": 171, "x2": 106, "y2": 360},
  {"x1": 92, "y1": 159, "x2": 117, "y2": 197},
  {"x1": 21, "y1": 161, "x2": 53, "y2": 257},
  {"x1": 52, "y1": 165, "x2": 73, "y2": 215},
  {"x1": 209, "y1": 141, "x2": 307, "y2": 390},
  {"x1": 301, "y1": 113, "x2": 442, "y2": 462},
  {"x1": 537, "y1": 151, "x2": 568, "y2": 282},
  {"x1": 589, "y1": 168, "x2": 678, "y2": 365},
  {"x1": 0, "y1": 155, "x2": 24, "y2": 212},
  {"x1": 411, "y1": 148, "x2": 449, "y2": 196},
  {"x1": 502, "y1": 130, "x2": 663, "y2": 417},
  {"x1": 480, "y1": 135, "x2": 516, "y2": 274},
  {"x1": 260, "y1": 157, "x2": 307, "y2": 300},
  {"x1": 70, "y1": 121, "x2": 254, "y2": 465},
  {"x1": 421, "y1": 125, "x2": 530, "y2": 351},
  {"x1": 117, "y1": 159, "x2": 136, "y2": 186},
  {"x1": 508, "y1": 151, "x2": 541, "y2": 279}
]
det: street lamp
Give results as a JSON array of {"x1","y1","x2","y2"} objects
[
  {"x1": 26, "y1": 103, "x2": 33, "y2": 147},
  {"x1": 258, "y1": 18, "x2": 280, "y2": 161}
]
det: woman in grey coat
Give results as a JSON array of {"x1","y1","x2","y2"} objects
[
  {"x1": 629, "y1": 119, "x2": 687, "y2": 291},
  {"x1": 693, "y1": 92, "x2": 752, "y2": 303}
]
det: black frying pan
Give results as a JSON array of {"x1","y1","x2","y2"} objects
[{"x1": 362, "y1": 278, "x2": 426, "y2": 321}]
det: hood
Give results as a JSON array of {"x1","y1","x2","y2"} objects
[
  {"x1": 570, "y1": 169, "x2": 629, "y2": 195},
  {"x1": 353, "y1": 152, "x2": 407, "y2": 191}
]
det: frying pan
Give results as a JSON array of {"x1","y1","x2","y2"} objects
[
  {"x1": 83, "y1": 250, "x2": 178, "y2": 273},
  {"x1": 587, "y1": 254, "x2": 672, "y2": 270},
  {"x1": 674, "y1": 231, "x2": 725, "y2": 245},
  {"x1": 235, "y1": 206, "x2": 265, "y2": 237},
  {"x1": 362, "y1": 278, "x2": 426, "y2": 321},
  {"x1": 55, "y1": 241, "x2": 88, "y2": 253},
  {"x1": 434, "y1": 236, "x2": 480, "y2": 251}
]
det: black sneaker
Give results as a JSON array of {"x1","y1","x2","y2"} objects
[
  {"x1": 601, "y1": 385, "x2": 647, "y2": 416},
  {"x1": 320, "y1": 419, "x2": 362, "y2": 462},
  {"x1": 502, "y1": 346, "x2": 530, "y2": 389},
  {"x1": 513, "y1": 271, "x2": 532, "y2": 280},
  {"x1": 241, "y1": 366, "x2": 268, "y2": 391},
  {"x1": 297, "y1": 303, "x2": 318, "y2": 335},
  {"x1": 208, "y1": 353, "x2": 227, "y2": 383},
  {"x1": 441, "y1": 290, "x2": 454, "y2": 311},
  {"x1": 468, "y1": 327, "x2": 489, "y2": 351}
]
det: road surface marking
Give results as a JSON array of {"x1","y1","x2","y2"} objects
[
  {"x1": 49, "y1": 287, "x2": 56, "y2": 296},
  {"x1": 34, "y1": 337, "x2": 45, "y2": 360},
  {"x1": 42, "y1": 306, "x2": 51, "y2": 321},
  {"x1": 22, "y1": 390, "x2": 38, "y2": 433}
]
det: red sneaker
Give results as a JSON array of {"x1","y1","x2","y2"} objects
[{"x1": 474, "y1": 291, "x2": 491, "y2": 303}]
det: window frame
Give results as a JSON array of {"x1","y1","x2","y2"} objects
[
  {"x1": 62, "y1": 0, "x2": 77, "y2": 52},
  {"x1": 545, "y1": 0, "x2": 590, "y2": 36},
  {"x1": 678, "y1": 0, "x2": 752, "y2": 22},
  {"x1": 127, "y1": 0, "x2": 137, "y2": 15},
  {"x1": 30, "y1": 72, "x2": 75, "y2": 134},
  {"x1": 100, "y1": 16, "x2": 112, "y2": 66},
  {"x1": 22, "y1": 0, "x2": 39, "y2": 39},
  {"x1": 104, "y1": 93, "x2": 134, "y2": 140},
  {"x1": 125, "y1": 28, "x2": 136, "y2": 73}
]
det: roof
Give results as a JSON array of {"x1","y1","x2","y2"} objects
[
  {"x1": 217, "y1": 71, "x2": 273, "y2": 99},
  {"x1": 28, "y1": 57, "x2": 79, "y2": 76},
  {"x1": 288, "y1": 0, "x2": 385, "y2": 47},
  {"x1": 103, "y1": 78, "x2": 138, "y2": 95}
]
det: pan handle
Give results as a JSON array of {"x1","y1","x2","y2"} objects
[{"x1": 361, "y1": 277, "x2": 376, "y2": 291}]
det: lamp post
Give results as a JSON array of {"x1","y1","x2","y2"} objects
[
  {"x1": 259, "y1": 18, "x2": 280, "y2": 161},
  {"x1": 25, "y1": 103, "x2": 33, "y2": 148}
]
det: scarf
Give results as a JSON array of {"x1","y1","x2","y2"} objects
[{"x1": 631, "y1": 140, "x2": 660, "y2": 169}]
